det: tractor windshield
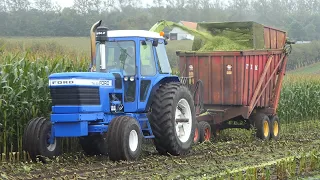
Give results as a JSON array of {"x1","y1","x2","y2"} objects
[
  {"x1": 155, "y1": 42, "x2": 172, "y2": 74},
  {"x1": 93, "y1": 41, "x2": 136, "y2": 76}
]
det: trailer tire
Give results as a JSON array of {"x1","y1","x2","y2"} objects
[
  {"x1": 22, "y1": 117, "x2": 61, "y2": 163},
  {"x1": 79, "y1": 133, "x2": 108, "y2": 156},
  {"x1": 251, "y1": 113, "x2": 271, "y2": 140},
  {"x1": 107, "y1": 116, "x2": 142, "y2": 161},
  {"x1": 148, "y1": 82, "x2": 196, "y2": 156},
  {"x1": 212, "y1": 126, "x2": 220, "y2": 137},
  {"x1": 193, "y1": 122, "x2": 200, "y2": 144},
  {"x1": 269, "y1": 115, "x2": 280, "y2": 141},
  {"x1": 199, "y1": 121, "x2": 211, "y2": 143}
]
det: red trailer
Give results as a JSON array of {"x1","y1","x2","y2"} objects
[{"x1": 177, "y1": 22, "x2": 291, "y2": 143}]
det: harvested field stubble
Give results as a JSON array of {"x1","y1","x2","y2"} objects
[{"x1": 0, "y1": 120, "x2": 320, "y2": 179}]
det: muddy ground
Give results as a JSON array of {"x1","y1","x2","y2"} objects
[{"x1": 1, "y1": 120, "x2": 320, "y2": 180}]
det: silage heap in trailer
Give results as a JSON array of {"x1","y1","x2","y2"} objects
[{"x1": 173, "y1": 21, "x2": 286, "y2": 51}]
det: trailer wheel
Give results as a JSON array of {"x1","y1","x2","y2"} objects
[
  {"x1": 148, "y1": 82, "x2": 196, "y2": 156},
  {"x1": 22, "y1": 117, "x2": 61, "y2": 162},
  {"x1": 107, "y1": 116, "x2": 142, "y2": 161},
  {"x1": 79, "y1": 133, "x2": 108, "y2": 156},
  {"x1": 199, "y1": 121, "x2": 211, "y2": 143},
  {"x1": 269, "y1": 115, "x2": 280, "y2": 140},
  {"x1": 193, "y1": 122, "x2": 200, "y2": 144},
  {"x1": 251, "y1": 113, "x2": 271, "y2": 140},
  {"x1": 213, "y1": 127, "x2": 220, "y2": 137}
]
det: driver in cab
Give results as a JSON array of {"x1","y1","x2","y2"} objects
[{"x1": 123, "y1": 47, "x2": 135, "y2": 75}]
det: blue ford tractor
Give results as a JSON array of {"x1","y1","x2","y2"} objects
[{"x1": 22, "y1": 20, "x2": 196, "y2": 162}]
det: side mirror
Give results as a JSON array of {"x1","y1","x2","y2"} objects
[
  {"x1": 141, "y1": 40, "x2": 147, "y2": 45},
  {"x1": 152, "y1": 40, "x2": 158, "y2": 47}
]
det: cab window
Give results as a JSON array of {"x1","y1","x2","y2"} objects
[{"x1": 140, "y1": 41, "x2": 156, "y2": 76}]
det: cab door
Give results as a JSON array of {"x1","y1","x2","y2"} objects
[{"x1": 138, "y1": 39, "x2": 158, "y2": 111}]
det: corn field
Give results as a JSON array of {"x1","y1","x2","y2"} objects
[
  {"x1": 0, "y1": 50, "x2": 89, "y2": 156},
  {"x1": 278, "y1": 75, "x2": 320, "y2": 123}
]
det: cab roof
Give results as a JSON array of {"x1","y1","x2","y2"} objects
[{"x1": 107, "y1": 30, "x2": 164, "y2": 39}]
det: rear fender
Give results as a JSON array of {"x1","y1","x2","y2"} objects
[{"x1": 145, "y1": 76, "x2": 180, "y2": 112}]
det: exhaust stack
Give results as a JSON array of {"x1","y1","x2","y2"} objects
[{"x1": 90, "y1": 20, "x2": 102, "y2": 65}]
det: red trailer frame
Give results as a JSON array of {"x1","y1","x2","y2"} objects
[
  {"x1": 176, "y1": 24, "x2": 291, "y2": 140},
  {"x1": 178, "y1": 49, "x2": 289, "y2": 123}
]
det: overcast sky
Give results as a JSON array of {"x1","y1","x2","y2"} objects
[
  {"x1": 54, "y1": 0, "x2": 73, "y2": 8},
  {"x1": 54, "y1": 0, "x2": 154, "y2": 8}
]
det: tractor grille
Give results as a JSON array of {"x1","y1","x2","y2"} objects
[{"x1": 50, "y1": 87, "x2": 100, "y2": 106}]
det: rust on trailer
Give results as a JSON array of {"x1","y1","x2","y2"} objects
[
  {"x1": 250, "y1": 54, "x2": 286, "y2": 115},
  {"x1": 178, "y1": 21, "x2": 290, "y2": 127},
  {"x1": 178, "y1": 49, "x2": 289, "y2": 124},
  {"x1": 248, "y1": 55, "x2": 274, "y2": 114},
  {"x1": 178, "y1": 49, "x2": 285, "y2": 109},
  {"x1": 272, "y1": 55, "x2": 288, "y2": 111},
  {"x1": 263, "y1": 26, "x2": 286, "y2": 49}
]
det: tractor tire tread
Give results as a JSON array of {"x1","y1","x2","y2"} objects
[
  {"x1": 108, "y1": 116, "x2": 142, "y2": 161},
  {"x1": 148, "y1": 82, "x2": 195, "y2": 156}
]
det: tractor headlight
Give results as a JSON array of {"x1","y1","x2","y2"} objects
[
  {"x1": 124, "y1": 76, "x2": 129, "y2": 81},
  {"x1": 110, "y1": 100, "x2": 123, "y2": 113},
  {"x1": 129, "y1": 76, "x2": 134, "y2": 81},
  {"x1": 111, "y1": 105, "x2": 117, "y2": 112}
]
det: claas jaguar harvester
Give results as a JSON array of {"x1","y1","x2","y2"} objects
[{"x1": 22, "y1": 20, "x2": 196, "y2": 162}]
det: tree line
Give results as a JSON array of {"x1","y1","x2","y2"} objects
[{"x1": 0, "y1": 0, "x2": 319, "y2": 40}]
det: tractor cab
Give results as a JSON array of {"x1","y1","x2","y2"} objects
[{"x1": 90, "y1": 27, "x2": 172, "y2": 113}]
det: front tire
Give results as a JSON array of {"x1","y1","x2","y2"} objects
[
  {"x1": 107, "y1": 116, "x2": 142, "y2": 161},
  {"x1": 148, "y1": 82, "x2": 196, "y2": 156},
  {"x1": 22, "y1": 117, "x2": 61, "y2": 162}
]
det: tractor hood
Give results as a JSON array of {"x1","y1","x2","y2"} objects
[{"x1": 48, "y1": 72, "x2": 116, "y2": 87}]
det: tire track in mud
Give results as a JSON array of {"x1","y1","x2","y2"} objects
[{"x1": 28, "y1": 137, "x2": 320, "y2": 180}]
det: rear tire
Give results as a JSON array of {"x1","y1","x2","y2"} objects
[
  {"x1": 107, "y1": 116, "x2": 142, "y2": 161},
  {"x1": 22, "y1": 117, "x2": 61, "y2": 163},
  {"x1": 250, "y1": 113, "x2": 271, "y2": 140},
  {"x1": 148, "y1": 82, "x2": 196, "y2": 156},
  {"x1": 198, "y1": 121, "x2": 211, "y2": 143},
  {"x1": 269, "y1": 115, "x2": 280, "y2": 141}
]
